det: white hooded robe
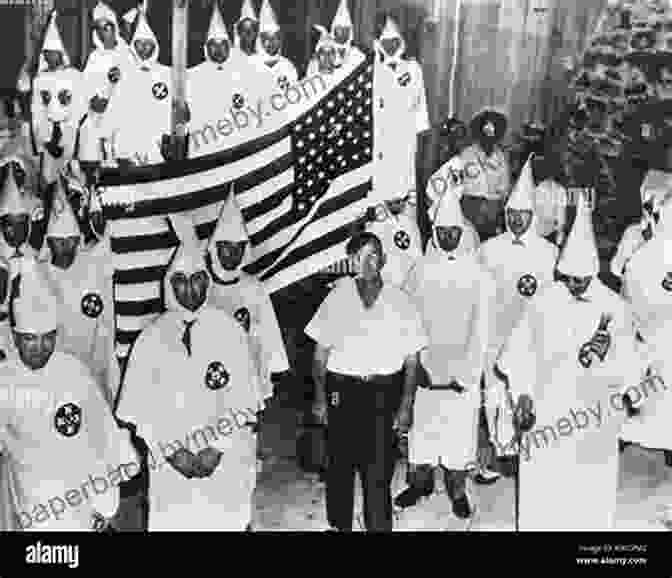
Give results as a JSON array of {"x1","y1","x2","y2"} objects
[
  {"x1": 206, "y1": 195, "x2": 289, "y2": 403},
  {"x1": 79, "y1": 2, "x2": 135, "y2": 163},
  {"x1": 188, "y1": 3, "x2": 276, "y2": 158},
  {"x1": 405, "y1": 191, "x2": 495, "y2": 469},
  {"x1": 619, "y1": 201, "x2": 672, "y2": 450},
  {"x1": 113, "y1": 8, "x2": 175, "y2": 166},
  {"x1": 0, "y1": 260, "x2": 136, "y2": 531},
  {"x1": 479, "y1": 159, "x2": 558, "y2": 448},
  {"x1": 116, "y1": 214, "x2": 262, "y2": 531},
  {"x1": 31, "y1": 11, "x2": 85, "y2": 178},
  {"x1": 38, "y1": 180, "x2": 117, "y2": 406},
  {"x1": 497, "y1": 194, "x2": 641, "y2": 531},
  {"x1": 371, "y1": 17, "x2": 430, "y2": 205}
]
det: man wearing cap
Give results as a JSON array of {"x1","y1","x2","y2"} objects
[
  {"x1": 496, "y1": 191, "x2": 641, "y2": 530},
  {"x1": 619, "y1": 198, "x2": 672, "y2": 469},
  {"x1": 459, "y1": 108, "x2": 512, "y2": 241},
  {"x1": 114, "y1": 4, "x2": 189, "y2": 166},
  {"x1": 254, "y1": 0, "x2": 298, "y2": 90},
  {"x1": 31, "y1": 11, "x2": 85, "y2": 182},
  {"x1": 0, "y1": 255, "x2": 137, "y2": 531},
  {"x1": 393, "y1": 191, "x2": 495, "y2": 518},
  {"x1": 234, "y1": 0, "x2": 260, "y2": 60},
  {"x1": 188, "y1": 2, "x2": 273, "y2": 159},
  {"x1": 205, "y1": 193, "x2": 289, "y2": 425},
  {"x1": 116, "y1": 213, "x2": 262, "y2": 531},
  {"x1": 478, "y1": 157, "x2": 558, "y2": 465},
  {"x1": 611, "y1": 170, "x2": 671, "y2": 288},
  {"x1": 37, "y1": 176, "x2": 117, "y2": 407},
  {"x1": 308, "y1": 230, "x2": 427, "y2": 531},
  {"x1": 79, "y1": 1, "x2": 134, "y2": 165}
]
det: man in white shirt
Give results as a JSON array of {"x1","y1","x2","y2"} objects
[{"x1": 307, "y1": 231, "x2": 427, "y2": 531}]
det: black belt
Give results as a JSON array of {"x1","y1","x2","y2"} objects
[{"x1": 330, "y1": 371, "x2": 400, "y2": 383}]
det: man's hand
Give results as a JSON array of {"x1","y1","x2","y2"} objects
[
  {"x1": 166, "y1": 448, "x2": 200, "y2": 479},
  {"x1": 589, "y1": 332, "x2": 611, "y2": 362},
  {"x1": 173, "y1": 100, "x2": 191, "y2": 126},
  {"x1": 312, "y1": 397, "x2": 328, "y2": 425},
  {"x1": 513, "y1": 394, "x2": 535, "y2": 434},
  {"x1": 89, "y1": 95, "x2": 109, "y2": 114},
  {"x1": 196, "y1": 447, "x2": 223, "y2": 478}
]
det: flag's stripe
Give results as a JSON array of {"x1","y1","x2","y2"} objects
[
  {"x1": 263, "y1": 225, "x2": 361, "y2": 295},
  {"x1": 102, "y1": 138, "x2": 291, "y2": 217},
  {"x1": 245, "y1": 193, "x2": 294, "y2": 237},
  {"x1": 247, "y1": 163, "x2": 372, "y2": 277},
  {"x1": 114, "y1": 281, "x2": 161, "y2": 303},
  {"x1": 239, "y1": 171, "x2": 294, "y2": 224},
  {"x1": 111, "y1": 231, "x2": 178, "y2": 254},
  {"x1": 116, "y1": 298, "x2": 163, "y2": 317},
  {"x1": 100, "y1": 122, "x2": 292, "y2": 187},
  {"x1": 107, "y1": 56, "x2": 375, "y2": 355},
  {"x1": 260, "y1": 183, "x2": 370, "y2": 283},
  {"x1": 113, "y1": 264, "x2": 168, "y2": 285}
]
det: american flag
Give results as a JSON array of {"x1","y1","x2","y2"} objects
[{"x1": 100, "y1": 55, "x2": 374, "y2": 357}]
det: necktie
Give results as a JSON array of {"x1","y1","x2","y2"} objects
[
  {"x1": 389, "y1": 62, "x2": 398, "y2": 72},
  {"x1": 51, "y1": 121, "x2": 62, "y2": 145},
  {"x1": 182, "y1": 319, "x2": 197, "y2": 357}
]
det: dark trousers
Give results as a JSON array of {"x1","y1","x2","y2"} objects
[{"x1": 325, "y1": 371, "x2": 403, "y2": 532}]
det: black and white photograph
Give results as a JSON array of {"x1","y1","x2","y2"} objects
[{"x1": 0, "y1": 0, "x2": 670, "y2": 571}]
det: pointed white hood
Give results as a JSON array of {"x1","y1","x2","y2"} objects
[
  {"x1": 38, "y1": 11, "x2": 71, "y2": 73},
  {"x1": 259, "y1": 0, "x2": 280, "y2": 33},
  {"x1": 207, "y1": 192, "x2": 251, "y2": 282},
  {"x1": 432, "y1": 189, "x2": 469, "y2": 257},
  {"x1": 331, "y1": 0, "x2": 353, "y2": 39},
  {"x1": 45, "y1": 178, "x2": 80, "y2": 240},
  {"x1": 234, "y1": 0, "x2": 259, "y2": 50},
  {"x1": 0, "y1": 158, "x2": 29, "y2": 217},
  {"x1": 256, "y1": 0, "x2": 281, "y2": 62},
  {"x1": 11, "y1": 256, "x2": 59, "y2": 334},
  {"x1": 124, "y1": 2, "x2": 159, "y2": 67},
  {"x1": 375, "y1": 15, "x2": 406, "y2": 67},
  {"x1": 505, "y1": 155, "x2": 536, "y2": 236},
  {"x1": 204, "y1": 1, "x2": 232, "y2": 62},
  {"x1": 164, "y1": 213, "x2": 210, "y2": 320},
  {"x1": 557, "y1": 191, "x2": 600, "y2": 277},
  {"x1": 92, "y1": 1, "x2": 125, "y2": 51}
]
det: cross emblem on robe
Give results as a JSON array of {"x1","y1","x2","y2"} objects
[{"x1": 54, "y1": 403, "x2": 82, "y2": 437}]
